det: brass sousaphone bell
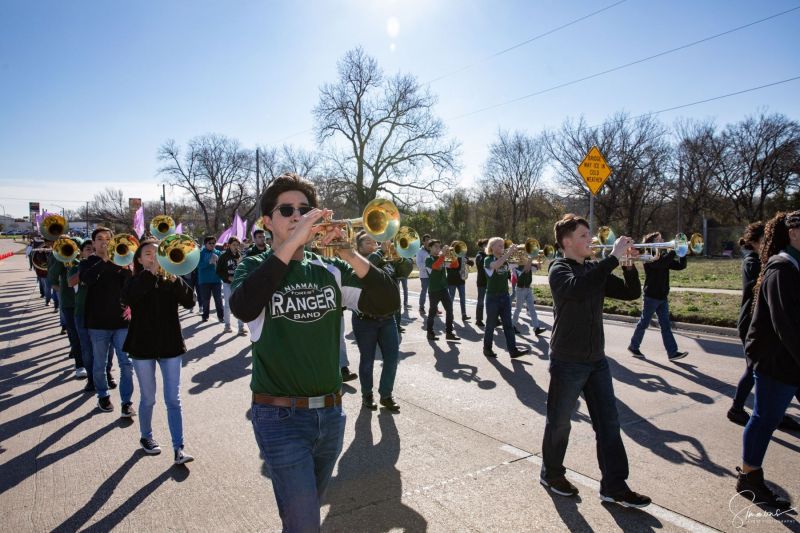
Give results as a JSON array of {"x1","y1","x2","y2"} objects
[
  {"x1": 42, "y1": 214, "x2": 68, "y2": 241},
  {"x1": 53, "y1": 236, "x2": 82, "y2": 264},
  {"x1": 109, "y1": 234, "x2": 140, "y2": 267},
  {"x1": 150, "y1": 215, "x2": 176, "y2": 240},
  {"x1": 157, "y1": 234, "x2": 200, "y2": 276}
]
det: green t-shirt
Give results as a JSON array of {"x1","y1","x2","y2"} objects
[
  {"x1": 425, "y1": 255, "x2": 449, "y2": 292},
  {"x1": 69, "y1": 263, "x2": 88, "y2": 316},
  {"x1": 48, "y1": 259, "x2": 76, "y2": 309},
  {"x1": 484, "y1": 255, "x2": 511, "y2": 295},
  {"x1": 231, "y1": 250, "x2": 363, "y2": 397}
]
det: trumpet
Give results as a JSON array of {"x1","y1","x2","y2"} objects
[
  {"x1": 312, "y1": 198, "x2": 400, "y2": 258},
  {"x1": 150, "y1": 215, "x2": 176, "y2": 240},
  {"x1": 53, "y1": 236, "x2": 81, "y2": 264},
  {"x1": 157, "y1": 234, "x2": 200, "y2": 276},
  {"x1": 443, "y1": 240, "x2": 468, "y2": 261},
  {"x1": 109, "y1": 234, "x2": 140, "y2": 267},
  {"x1": 42, "y1": 214, "x2": 68, "y2": 241},
  {"x1": 590, "y1": 227, "x2": 705, "y2": 262},
  {"x1": 384, "y1": 227, "x2": 421, "y2": 261},
  {"x1": 505, "y1": 238, "x2": 540, "y2": 263}
]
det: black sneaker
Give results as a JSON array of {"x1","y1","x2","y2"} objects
[
  {"x1": 140, "y1": 437, "x2": 161, "y2": 455},
  {"x1": 445, "y1": 332, "x2": 460, "y2": 341},
  {"x1": 362, "y1": 394, "x2": 377, "y2": 411},
  {"x1": 380, "y1": 396, "x2": 400, "y2": 413},
  {"x1": 427, "y1": 331, "x2": 439, "y2": 340},
  {"x1": 475, "y1": 320, "x2": 485, "y2": 327},
  {"x1": 97, "y1": 396, "x2": 114, "y2": 412},
  {"x1": 483, "y1": 348, "x2": 498, "y2": 358},
  {"x1": 107, "y1": 374, "x2": 118, "y2": 389},
  {"x1": 627, "y1": 346, "x2": 645, "y2": 359},
  {"x1": 121, "y1": 402, "x2": 136, "y2": 418},
  {"x1": 462, "y1": 316, "x2": 471, "y2": 321},
  {"x1": 600, "y1": 490, "x2": 652, "y2": 508},
  {"x1": 727, "y1": 407, "x2": 750, "y2": 426},
  {"x1": 513, "y1": 326, "x2": 521, "y2": 334},
  {"x1": 83, "y1": 382, "x2": 96, "y2": 393},
  {"x1": 419, "y1": 307, "x2": 426, "y2": 316},
  {"x1": 540, "y1": 476, "x2": 579, "y2": 497},
  {"x1": 174, "y1": 447, "x2": 194, "y2": 465},
  {"x1": 735, "y1": 467, "x2": 791, "y2": 510},
  {"x1": 778, "y1": 415, "x2": 800, "y2": 431},
  {"x1": 341, "y1": 367, "x2": 358, "y2": 382},
  {"x1": 534, "y1": 327, "x2": 546, "y2": 336},
  {"x1": 509, "y1": 347, "x2": 530, "y2": 358},
  {"x1": 668, "y1": 351, "x2": 688, "y2": 362}
]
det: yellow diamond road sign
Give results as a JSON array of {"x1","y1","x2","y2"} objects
[{"x1": 578, "y1": 146, "x2": 611, "y2": 195}]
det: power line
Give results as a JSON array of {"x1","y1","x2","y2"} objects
[
  {"x1": 426, "y1": 0, "x2": 628, "y2": 84},
  {"x1": 450, "y1": 5, "x2": 800, "y2": 121},
  {"x1": 269, "y1": 1, "x2": 630, "y2": 146}
]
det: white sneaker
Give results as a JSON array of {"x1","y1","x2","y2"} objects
[
  {"x1": 75, "y1": 368, "x2": 88, "y2": 379},
  {"x1": 174, "y1": 447, "x2": 194, "y2": 465}
]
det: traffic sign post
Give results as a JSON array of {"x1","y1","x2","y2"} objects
[{"x1": 577, "y1": 146, "x2": 611, "y2": 234}]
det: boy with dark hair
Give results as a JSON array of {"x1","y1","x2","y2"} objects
[
  {"x1": 541, "y1": 214, "x2": 650, "y2": 508},
  {"x1": 424, "y1": 240, "x2": 459, "y2": 341},
  {"x1": 246, "y1": 229, "x2": 270, "y2": 257},
  {"x1": 474, "y1": 238, "x2": 489, "y2": 327},
  {"x1": 217, "y1": 236, "x2": 246, "y2": 335},
  {"x1": 627, "y1": 231, "x2": 688, "y2": 361},
  {"x1": 230, "y1": 172, "x2": 399, "y2": 531}
]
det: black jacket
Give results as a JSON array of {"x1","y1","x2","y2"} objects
[
  {"x1": 79, "y1": 256, "x2": 132, "y2": 330},
  {"x1": 737, "y1": 250, "x2": 761, "y2": 344},
  {"x1": 475, "y1": 252, "x2": 488, "y2": 287},
  {"x1": 744, "y1": 252, "x2": 800, "y2": 385},
  {"x1": 216, "y1": 249, "x2": 241, "y2": 284},
  {"x1": 446, "y1": 257, "x2": 474, "y2": 286},
  {"x1": 548, "y1": 255, "x2": 641, "y2": 362},
  {"x1": 642, "y1": 250, "x2": 686, "y2": 300},
  {"x1": 121, "y1": 271, "x2": 196, "y2": 359}
]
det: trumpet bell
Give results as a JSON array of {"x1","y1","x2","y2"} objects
[
  {"x1": 597, "y1": 226, "x2": 616, "y2": 246},
  {"x1": 109, "y1": 234, "x2": 140, "y2": 267},
  {"x1": 150, "y1": 215, "x2": 176, "y2": 240},
  {"x1": 543, "y1": 244, "x2": 556, "y2": 259},
  {"x1": 394, "y1": 226, "x2": 420, "y2": 259},
  {"x1": 53, "y1": 237, "x2": 81, "y2": 263},
  {"x1": 157, "y1": 234, "x2": 200, "y2": 276},
  {"x1": 452, "y1": 240, "x2": 468, "y2": 257},
  {"x1": 673, "y1": 233, "x2": 689, "y2": 257},
  {"x1": 525, "y1": 238, "x2": 540, "y2": 257},
  {"x1": 689, "y1": 233, "x2": 704, "y2": 255},
  {"x1": 362, "y1": 199, "x2": 400, "y2": 242},
  {"x1": 42, "y1": 214, "x2": 68, "y2": 241}
]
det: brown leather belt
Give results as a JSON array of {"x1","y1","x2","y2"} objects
[{"x1": 252, "y1": 392, "x2": 342, "y2": 409}]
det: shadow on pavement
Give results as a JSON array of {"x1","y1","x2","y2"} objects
[{"x1": 188, "y1": 346, "x2": 251, "y2": 395}]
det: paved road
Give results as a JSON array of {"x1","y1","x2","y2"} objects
[{"x1": 1, "y1": 240, "x2": 798, "y2": 532}]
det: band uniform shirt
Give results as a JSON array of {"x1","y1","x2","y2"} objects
[
  {"x1": 513, "y1": 264, "x2": 536, "y2": 289},
  {"x1": 484, "y1": 255, "x2": 511, "y2": 295},
  {"x1": 426, "y1": 255, "x2": 456, "y2": 292},
  {"x1": 230, "y1": 249, "x2": 399, "y2": 397}
]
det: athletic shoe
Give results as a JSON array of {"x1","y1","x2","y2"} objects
[
  {"x1": 509, "y1": 347, "x2": 530, "y2": 358},
  {"x1": 238, "y1": 329, "x2": 248, "y2": 336},
  {"x1": 727, "y1": 407, "x2": 750, "y2": 426},
  {"x1": 419, "y1": 307, "x2": 426, "y2": 316},
  {"x1": 140, "y1": 437, "x2": 161, "y2": 455},
  {"x1": 97, "y1": 396, "x2": 114, "y2": 412},
  {"x1": 362, "y1": 394, "x2": 378, "y2": 411},
  {"x1": 427, "y1": 331, "x2": 439, "y2": 341},
  {"x1": 540, "y1": 476, "x2": 579, "y2": 497},
  {"x1": 121, "y1": 402, "x2": 136, "y2": 418},
  {"x1": 223, "y1": 326, "x2": 233, "y2": 333},
  {"x1": 462, "y1": 315, "x2": 471, "y2": 321},
  {"x1": 445, "y1": 332, "x2": 460, "y2": 341},
  {"x1": 668, "y1": 351, "x2": 688, "y2": 362},
  {"x1": 534, "y1": 327, "x2": 547, "y2": 336},
  {"x1": 174, "y1": 447, "x2": 194, "y2": 465},
  {"x1": 83, "y1": 382, "x2": 96, "y2": 393},
  {"x1": 380, "y1": 396, "x2": 401, "y2": 413},
  {"x1": 600, "y1": 490, "x2": 652, "y2": 508},
  {"x1": 475, "y1": 320, "x2": 485, "y2": 327},
  {"x1": 341, "y1": 367, "x2": 358, "y2": 382},
  {"x1": 74, "y1": 368, "x2": 87, "y2": 379},
  {"x1": 735, "y1": 467, "x2": 790, "y2": 510},
  {"x1": 483, "y1": 349, "x2": 498, "y2": 358},
  {"x1": 627, "y1": 346, "x2": 645, "y2": 359}
]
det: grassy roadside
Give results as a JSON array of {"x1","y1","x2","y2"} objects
[{"x1": 532, "y1": 285, "x2": 739, "y2": 328}]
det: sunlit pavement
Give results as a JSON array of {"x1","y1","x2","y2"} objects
[{"x1": 2, "y1": 240, "x2": 798, "y2": 532}]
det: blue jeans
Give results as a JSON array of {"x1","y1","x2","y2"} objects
[
  {"x1": 512, "y1": 287, "x2": 540, "y2": 328},
  {"x1": 60, "y1": 307, "x2": 82, "y2": 367},
  {"x1": 200, "y1": 283, "x2": 223, "y2": 321},
  {"x1": 41, "y1": 278, "x2": 59, "y2": 307},
  {"x1": 419, "y1": 277, "x2": 429, "y2": 310},
  {"x1": 251, "y1": 404, "x2": 345, "y2": 532},
  {"x1": 542, "y1": 358, "x2": 630, "y2": 496},
  {"x1": 399, "y1": 277, "x2": 409, "y2": 307},
  {"x1": 75, "y1": 313, "x2": 112, "y2": 385},
  {"x1": 131, "y1": 357, "x2": 184, "y2": 450},
  {"x1": 476, "y1": 285, "x2": 486, "y2": 322},
  {"x1": 89, "y1": 328, "x2": 133, "y2": 403},
  {"x1": 352, "y1": 315, "x2": 400, "y2": 398},
  {"x1": 742, "y1": 371, "x2": 799, "y2": 467},
  {"x1": 484, "y1": 293, "x2": 516, "y2": 352},
  {"x1": 629, "y1": 296, "x2": 678, "y2": 355},
  {"x1": 448, "y1": 284, "x2": 467, "y2": 317}
]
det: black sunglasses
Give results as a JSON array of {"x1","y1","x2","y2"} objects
[{"x1": 271, "y1": 205, "x2": 313, "y2": 218}]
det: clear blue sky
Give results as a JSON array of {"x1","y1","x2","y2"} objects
[{"x1": 1, "y1": 0, "x2": 799, "y2": 219}]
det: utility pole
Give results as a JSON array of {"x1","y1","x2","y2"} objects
[
  {"x1": 85, "y1": 202, "x2": 89, "y2": 235},
  {"x1": 255, "y1": 148, "x2": 261, "y2": 201},
  {"x1": 162, "y1": 184, "x2": 167, "y2": 215}
]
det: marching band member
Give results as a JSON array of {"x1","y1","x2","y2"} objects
[
  {"x1": 482, "y1": 237, "x2": 528, "y2": 358},
  {"x1": 511, "y1": 254, "x2": 546, "y2": 336},
  {"x1": 425, "y1": 240, "x2": 459, "y2": 342}
]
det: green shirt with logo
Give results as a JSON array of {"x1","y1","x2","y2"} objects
[
  {"x1": 232, "y1": 250, "x2": 366, "y2": 397},
  {"x1": 425, "y1": 255, "x2": 449, "y2": 292},
  {"x1": 484, "y1": 255, "x2": 511, "y2": 295}
]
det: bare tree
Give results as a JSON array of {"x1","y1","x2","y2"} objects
[
  {"x1": 314, "y1": 47, "x2": 460, "y2": 210},
  {"x1": 158, "y1": 134, "x2": 255, "y2": 233},
  {"x1": 716, "y1": 112, "x2": 800, "y2": 222},
  {"x1": 89, "y1": 188, "x2": 130, "y2": 230},
  {"x1": 546, "y1": 113, "x2": 673, "y2": 237},
  {"x1": 480, "y1": 130, "x2": 548, "y2": 240}
]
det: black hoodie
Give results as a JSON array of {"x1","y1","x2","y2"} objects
[
  {"x1": 745, "y1": 252, "x2": 800, "y2": 385},
  {"x1": 548, "y1": 255, "x2": 641, "y2": 362},
  {"x1": 737, "y1": 250, "x2": 761, "y2": 344}
]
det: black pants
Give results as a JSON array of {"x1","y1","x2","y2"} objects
[{"x1": 426, "y1": 289, "x2": 453, "y2": 334}]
